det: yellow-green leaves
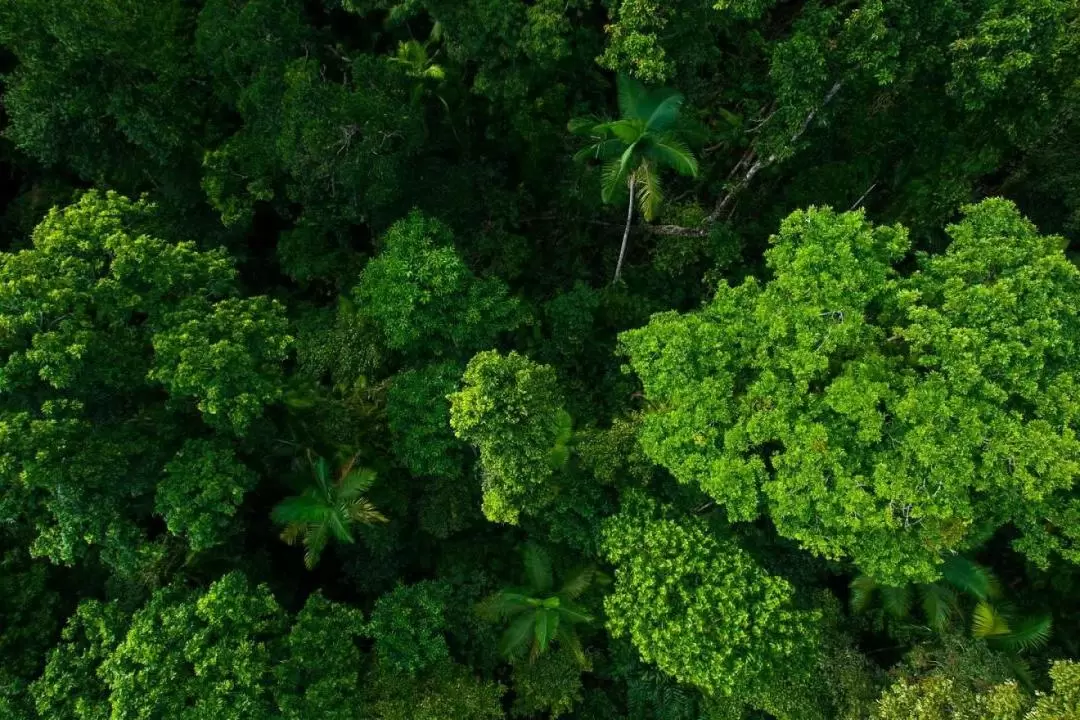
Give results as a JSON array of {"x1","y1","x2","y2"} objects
[
  {"x1": 600, "y1": 493, "x2": 820, "y2": 705},
  {"x1": 622, "y1": 201, "x2": 1080, "y2": 583},
  {"x1": 449, "y1": 351, "x2": 567, "y2": 524}
]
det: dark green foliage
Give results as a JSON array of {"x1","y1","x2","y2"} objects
[
  {"x1": 369, "y1": 581, "x2": 452, "y2": 674},
  {"x1": 5, "y1": 1, "x2": 1080, "y2": 717},
  {"x1": 272, "y1": 454, "x2": 387, "y2": 568},
  {"x1": 356, "y1": 211, "x2": 522, "y2": 359}
]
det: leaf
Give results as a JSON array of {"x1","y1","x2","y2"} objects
[
  {"x1": 617, "y1": 74, "x2": 650, "y2": 120},
  {"x1": 573, "y1": 139, "x2": 625, "y2": 164},
  {"x1": 645, "y1": 92, "x2": 685, "y2": 133},
  {"x1": 919, "y1": 583, "x2": 958, "y2": 631},
  {"x1": 534, "y1": 608, "x2": 559, "y2": 656},
  {"x1": 499, "y1": 612, "x2": 535, "y2": 660},
  {"x1": 601, "y1": 159, "x2": 629, "y2": 204},
  {"x1": 609, "y1": 119, "x2": 644, "y2": 145},
  {"x1": 477, "y1": 591, "x2": 533, "y2": 620},
  {"x1": 636, "y1": 161, "x2": 663, "y2": 221},
  {"x1": 568, "y1": 115, "x2": 603, "y2": 137},
  {"x1": 271, "y1": 494, "x2": 331, "y2": 526},
  {"x1": 339, "y1": 467, "x2": 377, "y2": 499},
  {"x1": 555, "y1": 600, "x2": 593, "y2": 625},
  {"x1": 347, "y1": 498, "x2": 388, "y2": 525},
  {"x1": 880, "y1": 584, "x2": 912, "y2": 620},
  {"x1": 849, "y1": 575, "x2": 878, "y2": 613},
  {"x1": 972, "y1": 601, "x2": 1011, "y2": 639},
  {"x1": 988, "y1": 614, "x2": 1052, "y2": 653},
  {"x1": 560, "y1": 627, "x2": 587, "y2": 667},
  {"x1": 942, "y1": 556, "x2": 999, "y2": 601},
  {"x1": 650, "y1": 135, "x2": 698, "y2": 177},
  {"x1": 523, "y1": 542, "x2": 554, "y2": 593},
  {"x1": 559, "y1": 567, "x2": 595, "y2": 600}
]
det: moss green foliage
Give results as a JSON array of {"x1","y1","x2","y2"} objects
[{"x1": 4, "y1": 1, "x2": 1080, "y2": 717}]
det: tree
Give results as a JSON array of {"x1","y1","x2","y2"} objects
[
  {"x1": 570, "y1": 75, "x2": 699, "y2": 282},
  {"x1": 449, "y1": 351, "x2": 569, "y2": 524},
  {"x1": 354, "y1": 211, "x2": 522, "y2": 360},
  {"x1": 0, "y1": 191, "x2": 290, "y2": 572},
  {"x1": 621, "y1": 199, "x2": 1080, "y2": 584},
  {"x1": 600, "y1": 492, "x2": 822, "y2": 715},
  {"x1": 478, "y1": 542, "x2": 595, "y2": 663},
  {"x1": 156, "y1": 439, "x2": 257, "y2": 553},
  {"x1": 368, "y1": 581, "x2": 452, "y2": 675},
  {"x1": 31, "y1": 573, "x2": 369, "y2": 720},
  {"x1": 272, "y1": 454, "x2": 388, "y2": 569}
]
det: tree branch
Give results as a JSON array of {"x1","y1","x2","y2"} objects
[{"x1": 705, "y1": 81, "x2": 843, "y2": 224}]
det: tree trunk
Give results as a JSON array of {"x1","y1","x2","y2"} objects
[{"x1": 614, "y1": 174, "x2": 636, "y2": 283}]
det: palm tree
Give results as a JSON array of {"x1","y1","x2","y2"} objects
[
  {"x1": 850, "y1": 556, "x2": 1051, "y2": 653},
  {"x1": 271, "y1": 453, "x2": 387, "y2": 569},
  {"x1": 478, "y1": 543, "x2": 597, "y2": 664},
  {"x1": 570, "y1": 74, "x2": 699, "y2": 282}
]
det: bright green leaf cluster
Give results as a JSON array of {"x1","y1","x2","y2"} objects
[
  {"x1": 450, "y1": 351, "x2": 567, "y2": 524},
  {"x1": 621, "y1": 199, "x2": 1080, "y2": 583}
]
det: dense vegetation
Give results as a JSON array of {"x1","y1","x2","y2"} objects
[{"x1": 1, "y1": 1, "x2": 1080, "y2": 718}]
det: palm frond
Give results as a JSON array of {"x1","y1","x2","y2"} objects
[
  {"x1": 477, "y1": 590, "x2": 534, "y2": 620},
  {"x1": 559, "y1": 567, "x2": 595, "y2": 600},
  {"x1": 280, "y1": 523, "x2": 305, "y2": 546},
  {"x1": 601, "y1": 159, "x2": 629, "y2": 204},
  {"x1": 325, "y1": 509, "x2": 356, "y2": 544},
  {"x1": 919, "y1": 583, "x2": 958, "y2": 631},
  {"x1": 972, "y1": 601, "x2": 1011, "y2": 639},
  {"x1": 1004, "y1": 656, "x2": 1037, "y2": 694},
  {"x1": 645, "y1": 92, "x2": 685, "y2": 133},
  {"x1": 635, "y1": 161, "x2": 663, "y2": 221},
  {"x1": 271, "y1": 494, "x2": 331, "y2": 526},
  {"x1": 568, "y1": 115, "x2": 604, "y2": 137},
  {"x1": 534, "y1": 608, "x2": 560, "y2": 657},
  {"x1": 573, "y1": 138, "x2": 626, "y2": 164},
  {"x1": 347, "y1": 498, "x2": 388, "y2": 525},
  {"x1": 608, "y1": 118, "x2": 644, "y2": 145},
  {"x1": 523, "y1": 542, "x2": 554, "y2": 594},
  {"x1": 942, "y1": 556, "x2": 999, "y2": 601},
  {"x1": 650, "y1": 135, "x2": 698, "y2": 177},
  {"x1": 880, "y1": 584, "x2": 912, "y2": 620},
  {"x1": 499, "y1": 612, "x2": 536, "y2": 660},
  {"x1": 339, "y1": 467, "x2": 377, "y2": 499},
  {"x1": 988, "y1": 614, "x2": 1052, "y2": 653},
  {"x1": 849, "y1": 575, "x2": 879, "y2": 613},
  {"x1": 303, "y1": 524, "x2": 329, "y2": 570},
  {"x1": 560, "y1": 626, "x2": 587, "y2": 667},
  {"x1": 555, "y1": 600, "x2": 594, "y2": 626},
  {"x1": 617, "y1": 74, "x2": 650, "y2": 120},
  {"x1": 311, "y1": 456, "x2": 333, "y2": 497}
]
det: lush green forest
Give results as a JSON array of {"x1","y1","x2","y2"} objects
[{"x1": 2, "y1": 0, "x2": 1080, "y2": 718}]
